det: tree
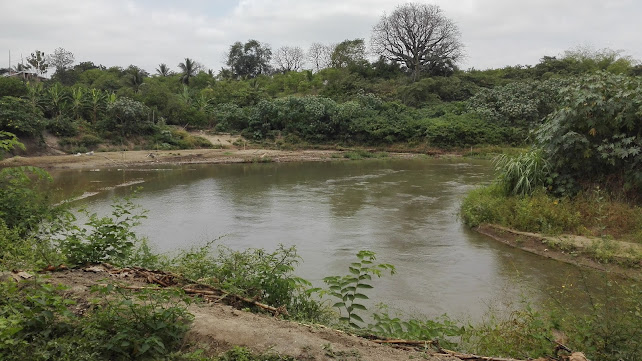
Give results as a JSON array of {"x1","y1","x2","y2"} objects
[
  {"x1": 47, "y1": 47, "x2": 75, "y2": 84},
  {"x1": 47, "y1": 47, "x2": 75, "y2": 73},
  {"x1": 26, "y1": 50, "x2": 48, "y2": 76},
  {"x1": 156, "y1": 63, "x2": 173, "y2": 77},
  {"x1": 371, "y1": 3, "x2": 463, "y2": 80},
  {"x1": 226, "y1": 40, "x2": 272, "y2": 79},
  {"x1": 308, "y1": 43, "x2": 333, "y2": 72},
  {"x1": 330, "y1": 39, "x2": 366, "y2": 68},
  {"x1": 273, "y1": 46, "x2": 305, "y2": 73},
  {"x1": 178, "y1": 58, "x2": 200, "y2": 85},
  {"x1": 125, "y1": 65, "x2": 148, "y2": 92}
]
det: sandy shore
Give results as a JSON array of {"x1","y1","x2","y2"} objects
[{"x1": 0, "y1": 148, "x2": 412, "y2": 170}]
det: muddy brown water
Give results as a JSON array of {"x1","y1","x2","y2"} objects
[{"x1": 50, "y1": 158, "x2": 615, "y2": 320}]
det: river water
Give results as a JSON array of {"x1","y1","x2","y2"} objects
[{"x1": 50, "y1": 158, "x2": 606, "y2": 320}]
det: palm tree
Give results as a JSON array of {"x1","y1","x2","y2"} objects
[
  {"x1": 178, "y1": 58, "x2": 197, "y2": 85},
  {"x1": 156, "y1": 63, "x2": 172, "y2": 77}
]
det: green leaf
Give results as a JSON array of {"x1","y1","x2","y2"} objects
[
  {"x1": 332, "y1": 302, "x2": 346, "y2": 309},
  {"x1": 356, "y1": 284, "x2": 373, "y2": 289},
  {"x1": 350, "y1": 314, "x2": 364, "y2": 323},
  {"x1": 351, "y1": 303, "x2": 367, "y2": 311},
  {"x1": 353, "y1": 293, "x2": 369, "y2": 299}
]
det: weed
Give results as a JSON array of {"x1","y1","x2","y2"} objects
[
  {"x1": 369, "y1": 306, "x2": 463, "y2": 349},
  {"x1": 322, "y1": 250, "x2": 395, "y2": 328},
  {"x1": 86, "y1": 284, "x2": 193, "y2": 360},
  {"x1": 58, "y1": 196, "x2": 151, "y2": 267}
]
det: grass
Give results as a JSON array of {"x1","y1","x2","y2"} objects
[{"x1": 461, "y1": 183, "x2": 642, "y2": 265}]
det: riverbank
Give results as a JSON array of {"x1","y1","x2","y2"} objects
[
  {"x1": 0, "y1": 148, "x2": 426, "y2": 170},
  {"x1": 476, "y1": 224, "x2": 642, "y2": 280}
]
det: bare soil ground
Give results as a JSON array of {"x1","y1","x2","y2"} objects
[
  {"x1": 27, "y1": 267, "x2": 461, "y2": 361},
  {"x1": 0, "y1": 131, "x2": 432, "y2": 170}
]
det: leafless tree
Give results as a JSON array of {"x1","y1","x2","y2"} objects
[
  {"x1": 46, "y1": 47, "x2": 75, "y2": 73},
  {"x1": 307, "y1": 43, "x2": 333, "y2": 72},
  {"x1": 371, "y1": 3, "x2": 463, "y2": 80},
  {"x1": 273, "y1": 46, "x2": 305, "y2": 73}
]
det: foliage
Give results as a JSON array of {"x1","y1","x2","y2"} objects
[
  {"x1": 216, "y1": 346, "x2": 295, "y2": 361},
  {"x1": 0, "y1": 131, "x2": 24, "y2": 158},
  {"x1": 0, "y1": 280, "x2": 80, "y2": 361},
  {"x1": 466, "y1": 79, "x2": 566, "y2": 128},
  {"x1": 226, "y1": 40, "x2": 272, "y2": 79},
  {"x1": 461, "y1": 300, "x2": 555, "y2": 359},
  {"x1": 103, "y1": 97, "x2": 155, "y2": 136},
  {"x1": 460, "y1": 183, "x2": 642, "y2": 243},
  {"x1": 178, "y1": 58, "x2": 199, "y2": 85},
  {"x1": 0, "y1": 166, "x2": 55, "y2": 235},
  {"x1": 87, "y1": 284, "x2": 193, "y2": 360},
  {"x1": 330, "y1": 39, "x2": 367, "y2": 69},
  {"x1": 461, "y1": 279, "x2": 642, "y2": 361},
  {"x1": 0, "y1": 77, "x2": 28, "y2": 98},
  {"x1": 27, "y1": 50, "x2": 49, "y2": 76},
  {"x1": 323, "y1": 250, "x2": 395, "y2": 328},
  {"x1": 170, "y1": 242, "x2": 327, "y2": 322},
  {"x1": 536, "y1": 72, "x2": 642, "y2": 196},
  {"x1": 0, "y1": 279, "x2": 193, "y2": 361},
  {"x1": 369, "y1": 307, "x2": 463, "y2": 349},
  {"x1": 493, "y1": 149, "x2": 551, "y2": 196},
  {"x1": 58, "y1": 196, "x2": 151, "y2": 267},
  {"x1": 0, "y1": 96, "x2": 45, "y2": 136}
]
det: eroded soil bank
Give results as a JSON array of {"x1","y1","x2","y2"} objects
[{"x1": 476, "y1": 224, "x2": 642, "y2": 280}]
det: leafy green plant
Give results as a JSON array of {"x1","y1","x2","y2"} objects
[
  {"x1": 170, "y1": 243, "x2": 326, "y2": 322},
  {"x1": 0, "y1": 166, "x2": 56, "y2": 235},
  {"x1": 368, "y1": 306, "x2": 463, "y2": 349},
  {"x1": 323, "y1": 250, "x2": 395, "y2": 328},
  {"x1": 0, "y1": 280, "x2": 81, "y2": 361},
  {"x1": 86, "y1": 284, "x2": 193, "y2": 360},
  {"x1": 0, "y1": 131, "x2": 24, "y2": 159},
  {"x1": 59, "y1": 196, "x2": 149, "y2": 266},
  {"x1": 536, "y1": 72, "x2": 642, "y2": 196}
]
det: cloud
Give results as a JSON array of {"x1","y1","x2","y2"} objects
[{"x1": 0, "y1": 0, "x2": 639, "y2": 74}]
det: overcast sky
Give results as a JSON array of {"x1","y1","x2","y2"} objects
[{"x1": 1, "y1": 0, "x2": 640, "y2": 74}]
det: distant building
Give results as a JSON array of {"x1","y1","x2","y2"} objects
[{"x1": 2, "y1": 70, "x2": 47, "y2": 82}]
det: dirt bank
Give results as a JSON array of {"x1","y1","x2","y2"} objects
[
  {"x1": 25, "y1": 266, "x2": 460, "y2": 361},
  {"x1": 476, "y1": 224, "x2": 642, "y2": 280}
]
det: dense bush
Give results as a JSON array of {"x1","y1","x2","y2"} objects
[
  {"x1": 536, "y1": 72, "x2": 642, "y2": 196},
  {"x1": 102, "y1": 97, "x2": 155, "y2": 136},
  {"x1": 0, "y1": 96, "x2": 45, "y2": 136},
  {"x1": 466, "y1": 79, "x2": 566, "y2": 128}
]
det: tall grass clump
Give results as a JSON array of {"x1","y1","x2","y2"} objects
[{"x1": 493, "y1": 149, "x2": 550, "y2": 197}]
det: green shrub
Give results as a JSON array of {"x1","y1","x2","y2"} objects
[
  {"x1": 170, "y1": 243, "x2": 327, "y2": 322},
  {"x1": 87, "y1": 285, "x2": 193, "y2": 360},
  {"x1": 536, "y1": 72, "x2": 642, "y2": 196},
  {"x1": 46, "y1": 116, "x2": 78, "y2": 137},
  {"x1": 0, "y1": 167, "x2": 56, "y2": 235},
  {"x1": 0, "y1": 96, "x2": 45, "y2": 136},
  {"x1": 59, "y1": 197, "x2": 151, "y2": 267},
  {"x1": 0, "y1": 279, "x2": 193, "y2": 361}
]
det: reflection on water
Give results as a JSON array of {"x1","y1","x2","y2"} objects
[{"x1": 50, "y1": 158, "x2": 615, "y2": 319}]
